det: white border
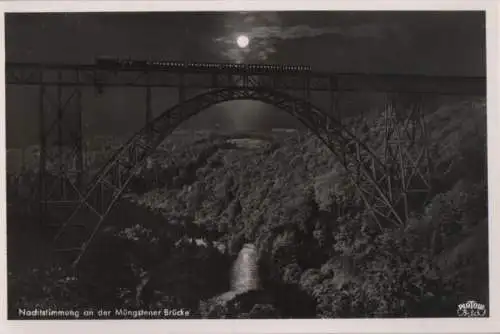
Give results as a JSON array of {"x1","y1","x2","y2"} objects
[{"x1": 0, "y1": 1, "x2": 498, "y2": 333}]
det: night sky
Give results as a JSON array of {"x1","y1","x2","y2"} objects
[{"x1": 5, "y1": 11, "x2": 486, "y2": 148}]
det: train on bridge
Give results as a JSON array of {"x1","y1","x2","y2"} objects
[{"x1": 95, "y1": 56, "x2": 312, "y2": 73}]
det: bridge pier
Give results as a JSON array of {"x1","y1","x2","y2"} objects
[
  {"x1": 381, "y1": 92, "x2": 432, "y2": 224},
  {"x1": 37, "y1": 69, "x2": 85, "y2": 228}
]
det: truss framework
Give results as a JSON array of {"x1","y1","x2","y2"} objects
[
  {"x1": 6, "y1": 61, "x2": 485, "y2": 268},
  {"x1": 381, "y1": 93, "x2": 433, "y2": 222},
  {"x1": 37, "y1": 73, "x2": 85, "y2": 228}
]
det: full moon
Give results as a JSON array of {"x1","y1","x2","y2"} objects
[{"x1": 236, "y1": 35, "x2": 249, "y2": 48}]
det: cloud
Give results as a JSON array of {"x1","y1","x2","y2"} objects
[
  {"x1": 214, "y1": 12, "x2": 401, "y2": 63},
  {"x1": 215, "y1": 23, "x2": 389, "y2": 44}
]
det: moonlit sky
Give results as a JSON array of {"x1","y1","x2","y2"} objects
[{"x1": 5, "y1": 11, "x2": 486, "y2": 148}]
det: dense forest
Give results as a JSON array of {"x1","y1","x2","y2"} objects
[{"x1": 7, "y1": 97, "x2": 488, "y2": 319}]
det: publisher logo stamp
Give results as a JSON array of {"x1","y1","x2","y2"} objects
[{"x1": 457, "y1": 300, "x2": 487, "y2": 317}]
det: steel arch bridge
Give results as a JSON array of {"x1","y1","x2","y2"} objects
[{"x1": 6, "y1": 59, "x2": 486, "y2": 268}]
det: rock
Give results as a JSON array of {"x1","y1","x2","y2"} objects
[{"x1": 199, "y1": 289, "x2": 275, "y2": 318}]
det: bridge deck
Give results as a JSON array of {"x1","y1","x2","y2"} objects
[{"x1": 6, "y1": 61, "x2": 486, "y2": 95}]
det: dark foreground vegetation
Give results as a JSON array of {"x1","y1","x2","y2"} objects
[{"x1": 7, "y1": 98, "x2": 488, "y2": 318}]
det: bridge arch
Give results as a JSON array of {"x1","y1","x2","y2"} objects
[
  {"x1": 92, "y1": 87, "x2": 384, "y2": 185},
  {"x1": 56, "y1": 87, "x2": 401, "y2": 267}
]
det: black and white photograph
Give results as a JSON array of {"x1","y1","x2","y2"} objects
[{"x1": 2, "y1": 1, "x2": 495, "y2": 330}]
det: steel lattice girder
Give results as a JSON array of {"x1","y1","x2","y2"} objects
[{"x1": 6, "y1": 62, "x2": 485, "y2": 95}]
